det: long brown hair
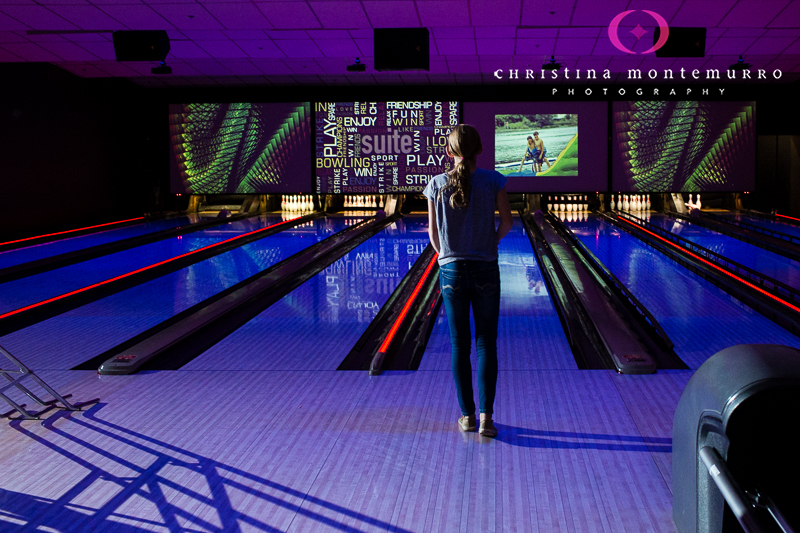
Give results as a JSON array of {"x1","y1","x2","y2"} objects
[{"x1": 438, "y1": 124, "x2": 482, "y2": 209}]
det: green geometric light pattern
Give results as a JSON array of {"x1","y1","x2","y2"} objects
[
  {"x1": 169, "y1": 103, "x2": 310, "y2": 194},
  {"x1": 613, "y1": 101, "x2": 755, "y2": 192}
]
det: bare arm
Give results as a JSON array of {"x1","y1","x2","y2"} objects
[
  {"x1": 427, "y1": 200, "x2": 441, "y2": 254},
  {"x1": 496, "y1": 187, "x2": 513, "y2": 244}
]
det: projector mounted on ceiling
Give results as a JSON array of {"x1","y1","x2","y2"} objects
[
  {"x1": 729, "y1": 55, "x2": 752, "y2": 71},
  {"x1": 347, "y1": 58, "x2": 366, "y2": 72},
  {"x1": 151, "y1": 62, "x2": 172, "y2": 75},
  {"x1": 542, "y1": 56, "x2": 562, "y2": 71}
]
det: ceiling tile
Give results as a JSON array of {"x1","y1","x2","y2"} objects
[
  {"x1": 148, "y1": 5, "x2": 225, "y2": 30},
  {"x1": 94, "y1": 60, "x2": 142, "y2": 76},
  {"x1": 626, "y1": 0, "x2": 682, "y2": 24},
  {"x1": 39, "y1": 40, "x2": 102, "y2": 60},
  {"x1": 286, "y1": 59, "x2": 323, "y2": 74},
  {"x1": 435, "y1": 37, "x2": 475, "y2": 55},
  {"x1": 744, "y1": 37, "x2": 796, "y2": 55},
  {"x1": 570, "y1": 0, "x2": 627, "y2": 27},
  {"x1": 310, "y1": 2, "x2": 368, "y2": 29},
  {"x1": 782, "y1": 40, "x2": 800, "y2": 54},
  {"x1": 195, "y1": 39, "x2": 246, "y2": 57},
  {"x1": 432, "y1": 26, "x2": 472, "y2": 39},
  {"x1": 479, "y1": 56, "x2": 512, "y2": 73},
  {"x1": 670, "y1": 0, "x2": 735, "y2": 27},
  {"x1": 204, "y1": 3, "x2": 273, "y2": 30},
  {"x1": 233, "y1": 39, "x2": 284, "y2": 58},
  {"x1": 723, "y1": 28, "x2": 765, "y2": 37},
  {"x1": 519, "y1": 0, "x2": 574, "y2": 26},
  {"x1": 307, "y1": 30, "x2": 351, "y2": 40},
  {"x1": 354, "y1": 38, "x2": 372, "y2": 56},
  {"x1": 470, "y1": 0, "x2": 520, "y2": 26},
  {"x1": 290, "y1": 74, "x2": 322, "y2": 83},
  {"x1": 362, "y1": 1, "x2": 420, "y2": 27},
  {"x1": 348, "y1": 28, "x2": 373, "y2": 39},
  {"x1": 0, "y1": 5, "x2": 77, "y2": 30},
  {"x1": 97, "y1": 5, "x2": 175, "y2": 30},
  {"x1": 249, "y1": 58, "x2": 292, "y2": 74},
  {"x1": 426, "y1": 73, "x2": 456, "y2": 83},
  {"x1": 554, "y1": 37, "x2": 596, "y2": 55},
  {"x1": 274, "y1": 38, "x2": 321, "y2": 57},
  {"x1": 0, "y1": 46, "x2": 24, "y2": 60},
  {"x1": 258, "y1": 2, "x2": 321, "y2": 29},
  {"x1": 188, "y1": 59, "x2": 232, "y2": 75},
  {"x1": 417, "y1": 1, "x2": 469, "y2": 27},
  {"x1": 74, "y1": 40, "x2": 117, "y2": 60},
  {"x1": 266, "y1": 30, "x2": 307, "y2": 39},
  {"x1": 314, "y1": 38, "x2": 360, "y2": 58},
  {"x1": 447, "y1": 59, "x2": 481, "y2": 74},
  {"x1": 769, "y1": 1, "x2": 800, "y2": 27},
  {"x1": 558, "y1": 28, "x2": 599, "y2": 38},
  {"x1": 181, "y1": 30, "x2": 227, "y2": 40},
  {"x1": 223, "y1": 29, "x2": 268, "y2": 39},
  {"x1": 0, "y1": 13, "x2": 31, "y2": 31},
  {"x1": 706, "y1": 36, "x2": 757, "y2": 55},
  {"x1": 516, "y1": 37, "x2": 555, "y2": 55},
  {"x1": 477, "y1": 38, "x2": 514, "y2": 55},
  {"x1": 168, "y1": 39, "x2": 213, "y2": 58},
  {"x1": 517, "y1": 28, "x2": 557, "y2": 39},
  {"x1": 220, "y1": 59, "x2": 264, "y2": 75},
  {"x1": 720, "y1": 0, "x2": 789, "y2": 27},
  {"x1": 62, "y1": 32, "x2": 111, "y2": 42},
  {"x1": 764, "y1": 29, "x2": 800, "y2": 37},
  {"x1": 0, "y1": 30, "x2": 27, "y2": 42},
  {"x1": 1, "y1": 41, "x2": 63, "y2": 60},
  {"x1": 47, "y1": 5, "x2": 126, "y2": 30},
  {"x1": 474, "y1": 26, "x2": 516, "y2": 39}
]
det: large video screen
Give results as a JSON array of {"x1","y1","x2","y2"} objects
[
  {"x1": 611, "y1": 101, "x2": 755, "y2": 192},
  {"x1": 315, "y1": 101, "x2": 459, "y2": 194},
  {"x1": 169, "y1": 103, "x2": 312, "y2": 194},
  {"x1": 464, "y1": 102, "x2": 608, "y2": 193}
]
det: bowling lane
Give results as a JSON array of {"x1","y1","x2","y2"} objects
[
  {"x1": 0, "y1": 216, "x2": 192, "y2": 270},
  {"x1": 726, "y1": 213, "x2": 800, "y2": 240},
  {"x1": 565, "y1": 215, "x2": 800, "y2": 369},
  {"x1": 647, "y1": 214, "x2": 800, "y2": 290},
  {"x1": 0, "y1": 215, "x2": 285, "y2": 315},
  {"x1": 0, "y1": 215, "x2": 360, "y2": 370},
  {"x1": 419, "y1": 216, "x2": 575, "y2": 371},
  {"x1": 181, "y1": 216, "x2": 431, "y2": 371}
]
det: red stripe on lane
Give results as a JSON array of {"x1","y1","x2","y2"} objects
[
  {"x1": 0, "y1": 217, "x2": 146, "y2": 248},
  {"x1": 0, "y1": 217, "x2": 300, "y2": 321},
  {"x1": 378, "y1": 253, "x2": 439, "y2": 354},
  {"x1": 618, "y1": 217, "x2": 800, "y2": 314},
  {"x1": 776, "y1": 214, "x2": 800, "y2": 222}
]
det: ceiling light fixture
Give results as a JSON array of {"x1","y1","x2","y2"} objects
[{"x1": 347, "y1": 57, "x2": 366, "y2": 72}]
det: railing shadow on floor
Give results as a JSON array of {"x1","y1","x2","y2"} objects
[
  {"x1": 494, "y1": 425, "x2": 672, "y2": 453},
  {"x1": 4, "y1": 403, "x2": 413, "y2": 533}
]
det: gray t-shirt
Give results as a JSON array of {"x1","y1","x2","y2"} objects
[{"x1": 422, "y1": 168, "x2": 507, "y2": 265}]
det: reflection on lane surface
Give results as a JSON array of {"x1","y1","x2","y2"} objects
[
  {"x1": 0, "y1": 216, "x2": 192, "y2": 270},
  {"x1": 182, "y1": 216, "x2": 433, "y2": 371},
  {"x1": 0, "y1": 215, "x2": 285, "y2": 315},
  {"x1": 565, "y1": 215, "x2": 800, "y2": 368},
  {"x1": 647, "y1": 214, "x2": 800, "y2": 291},
  {"x1": 0, "y1": 215, "x2": 360, "y2": 370}
]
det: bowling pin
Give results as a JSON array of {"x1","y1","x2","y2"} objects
[
  {"x1": 379, "y1": 195, "x2": 384, "y2": 208},
  {"x1": 610, "y1": 195, "x2": 615, "y2": 210},
  {"x1": 687, "y1": 193, "x2": 693, "y2": 208},
  {"x1": 696, "y1": 194, "x2": 701, "y2": 209},
  {"x1": 623, "y1": 195, "x2": 629, "y2": 211},
  {"x1": 646, "y1": 194, "x2": 651, "y2": 210}
]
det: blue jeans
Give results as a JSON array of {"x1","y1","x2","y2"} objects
[{"x1": 439, "y1": 259, "x2": 500, "y2": 416}]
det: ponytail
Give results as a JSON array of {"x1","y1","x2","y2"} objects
[{"x1": 438, "y1": 124, "x2": 482, "y2": 209}]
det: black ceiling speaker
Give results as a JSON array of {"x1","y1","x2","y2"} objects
[
  {"x1": 112, "y1": 30, "x2": 170, "y2": 61},
  {"x1": 374, "y1": 28, "x2": 430, "y2": 71},
  {"x1": 654, "y1": 27, "x2": 706, "y2": 58}
]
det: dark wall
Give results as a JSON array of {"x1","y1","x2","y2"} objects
[{"x1": 0, "y1": 63, "x2": 160, "y2": 241}]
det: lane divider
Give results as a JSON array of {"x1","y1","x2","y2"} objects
[
  {"x1": 0, "y1": 217, "x2": 146, "y2": 248},
  {"x1": 377, "y1": 252, "x2": 439, "y2": 354},
  {"x1": 776, "y1": 213, "x2": 800, "y2": 223},
  {"x1": 618, "y1": 217, "x2": 800, "y2": 314},
  {"x1": 0, "y1": 217, "x2": 300, "y2": 322}
]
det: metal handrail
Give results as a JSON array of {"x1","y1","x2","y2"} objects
[
  {"x1": 616, "y1": 212, "x2": 800, "y2": 309},
  {"x1": 701, "y1": 212, "x2": 800, "y2": 246},
  {"x1": 551, "y1": 213, "x2": 674, "y2": 350}
]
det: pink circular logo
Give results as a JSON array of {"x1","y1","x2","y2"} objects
[{"x1": 608, "y1": 10, "x2": 670, "y2": 54}]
